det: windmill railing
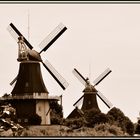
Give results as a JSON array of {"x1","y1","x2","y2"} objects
[{"x1": 0, "y1": 94, "x2": 60, "y2": 100}]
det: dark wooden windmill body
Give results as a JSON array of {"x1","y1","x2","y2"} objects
[
  {"x1": 81, "y1": 85, "x2": 100, "y2": 112},
  {"x1": 11, "y1": 61, "x2": 48, "y2": 95}
]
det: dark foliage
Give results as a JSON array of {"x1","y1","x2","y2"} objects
[
  {"x1": 135, "y1": 123, "x2": 140, "y2": 134},
  {"x1": 28, "y1": 113, "x2": 42, "y2": 125},
  {"x1": 135, "y1": 120, "x2": 140, "y2": 134},
  {"x1": 107, "y1": 107, "x2": 134, "y2": 135},
  {"x1": 84, "y1": 109, "x2": 109, "y2": 127},
  {"x1": 50, "y1": 101, "x2": 63, "y2": 117},
  {"x1": 50, "y1": 101, "x2": 63, "y2": 125},
  {"x1": 2, "y1": 93, "x2": 11, "y2": 98},
  {"x1": 64, "y1": 117, "x2": 86, "y2": 129},
  {"x1": 107, "y1": 107, "x2": 125, "y2": 121}
]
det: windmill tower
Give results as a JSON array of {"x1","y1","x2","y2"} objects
[
  {"x1": 137, "y1": 112, "x2": 140, "y2": 122},
  {"x1": 5, "y1": 23, "x2": 69, "y2": 125},
  {"x1": 67, "y1": 68, "x2": 113, "y2": 119}
]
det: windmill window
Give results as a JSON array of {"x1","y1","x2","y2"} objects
[
  {"x1": 38, "y1": 93, "x2": 41, "y2": 96},
  {"x1": 88, "y1": 101, "x2": 91, "y2": 105},
  {"x1": 25, "y1": 82, "x2": 29, "y2": 87}
]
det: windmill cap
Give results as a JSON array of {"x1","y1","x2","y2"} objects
[
  {"x1": 28, "y1": 50, "x2": 42, "y2": 62},
  {"x1": 83, "y1": 85, "x2": 97, "y2": 92}
]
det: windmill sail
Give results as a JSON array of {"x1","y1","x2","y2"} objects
[
  {"x1": 10, "y1": 75, "x2": 18, "y2": 86},
  {"x1": 72, "y1": 68, "x2": 87, "y2": 86},
  {"x1": 42, "y1": 59, "x2": 69, "y2": 90},
  {"x1": 7, "y1": 23, "x2": 33, "y2": 49},
  {"x1": 96, "y1": 91, "x2": 113, "y2": 109},
  {"x1": 93, "y1": 68, "x2": 112, "y2": 86},
  {"x1": 39, "y1": 23, "x2": 67, "y2": 54},
  {"x1": 7, "y1": 25, "x2": 19, "y2": 42},
  {"x1": 73, "y1": 95, "x2": 84, "y2": 107}
]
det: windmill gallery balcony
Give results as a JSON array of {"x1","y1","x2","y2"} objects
[{"x1": 0, "y1": 93, "x2": 60, "y2": 101}]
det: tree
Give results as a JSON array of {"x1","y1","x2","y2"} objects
[
  {"x1": 64, "y1": 117, "x2": 86, "y2": 129},
  {"x1": 84, "y1": 108, "x2": 101, "y2": 119},
  {"x1": 135, "y1": 120, "x2": 140, "y2": 134},
  {"x1": 107, "y1": 107, "x2": 125, "y2": 121},
  {"x1": 125, "y1": 117, "x2": 134, "y2": 136},
  {"x1": 107, "y1": 107, "x2": 134, "y2": 135},
  {"x1": 84, "y1": 108, "x2": 109, "y2": 127},
  {"x1": 50, "y1": 101, "x2": 63, "y2": 125}
]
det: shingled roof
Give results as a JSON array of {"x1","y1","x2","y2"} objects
[{"x1": 67, "y1": 107, "x2": 84, "y2": 119}]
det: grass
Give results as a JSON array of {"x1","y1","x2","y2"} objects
[{"x1": 18, "y1": 123, "x2": 129, "y2": 137}]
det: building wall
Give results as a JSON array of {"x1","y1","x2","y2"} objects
[
  {"x1": 11, "y1": 99, "x2": 36, "y2": 117},
  {"x1": 36, "y1": 100, "x2": 50, "y2": 125},
  {"x1": 11, "y1": 99, "x2": 36, "y2": 124},
  {"x1": 81, "y1": 92, "x2": 100, "y2": 112}
]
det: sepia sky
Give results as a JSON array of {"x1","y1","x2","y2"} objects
[{"x1": 0, "y1": 2, "x2": 140, "y2": 122}]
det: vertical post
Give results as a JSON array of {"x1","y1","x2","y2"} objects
[
  {"x1": 59, "y1": 94, "x2": 63, "y2": 136},
  {"x1": 89, "y1": 57, "x2": 92, "y2": 82},
  {"x1": 60, "y1": 95, "x2": 62, "y2": 107},
  {"x1": 28, "y1": 9, "x2": 30, "y2": 42}
]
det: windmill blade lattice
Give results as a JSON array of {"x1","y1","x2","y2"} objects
[
  {"x1": 72, "y1": 68, "x2": 87, "y2": 86},
  {"x1": 7, "y1": 23, "x2": 33, "y2": 49},
  {"x1": 93, "y1": 68, "x2": 112, "y2": 86},
  {"x1": 7, "y1": 25, "x2": 19, "y2": 42},
  {"x1": 73, "y1": 95, "x2": 84, "y2": 107},
  {"x1": 96, "y1": 90, "x2": 113, "y2": 109},
  {"x1": 42, "y1": 59, "x2": 69, "y2": 90},
  {"x1": 39, "y1": 23, "x2": 67, "y2": 54}
]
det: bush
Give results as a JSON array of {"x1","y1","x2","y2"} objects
[
  {"x1": 124, "y1": 116, "x2": 134, "y2": 136},
  {"x1": 51, "y1": 116, "x2": 64, "y2": 125},
  {"x1": 106, "y1": 114, "x2": 115, "y2": 124},
  {"x1": 107, "y1": 107, "x2": 125, "y2": 121},
  {"x1": 84, "y1": 108, "x2": 101, "y2": 117},
  {"x1": 94, "y1": 123, "x2": 126, "y2": 136},
  {"x1": 50, "y1": 101, "x2": 63, "y2": 125},
  {"x1": 84, "y1": 109, "x2": 108, "y2": 127},
  {"x1": 28, "y1": 113, "x2": 42, "y2": 125},
  {"x1": 64, "y1": 117, "x2": 86, "y2": 129},
  {"x1": 135, "y1": 123, "x2": 140, "y2": 134},
  {"x1": 107, "y1": 107, "x2": 134, "y2": 135},
  {"x1": 50, "y1": 101, "x2": 63, "y2": 118}
]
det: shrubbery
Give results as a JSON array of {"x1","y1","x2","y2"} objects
[
  {"x1": 135, "y1": 120, "x2": 140, "y2": 134},
  {"x1": 50, "y1": 101, "x2": 63, "y2": 125},
  {"x1": 28, "y1": 113, "x2": 42, "y2": 125},
  {"x1": 64, "y1": 117, "x2": 86, "y2": 129},
  {"x1": 93, "y1": 123, "x2": 126, "y2": 136},
  {"x1": 84, "y1": 109, "x2": 109, "y2": 127},
  {"x1": 63, "y1": 107, "x2": 134, "y2": 136},
  {"x1": 20, "y1": 123, "x2": 128, "y2": 136},
  {"x1": 107, "y1": 107, "x2": 134, "y2": 135}
]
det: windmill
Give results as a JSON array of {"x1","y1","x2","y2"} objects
[
  {"x1": 8, "y1": 23, "x2": 69, "y2": 90},
  {"x1": 6, "y1": 22, "x2": 69, "y2": 124},
  {"x1": 67, "y1": 68, "x2": 113, "y2": 119}
]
